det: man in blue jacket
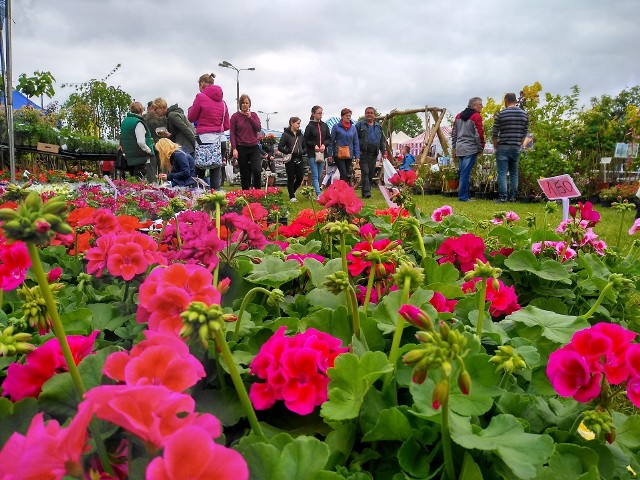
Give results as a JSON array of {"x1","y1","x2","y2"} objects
[{"x1": 356, "y1": 107, "x2": 386, "y2": 198}]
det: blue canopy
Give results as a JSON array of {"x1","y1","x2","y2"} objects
[{"x1": 0, "y1": 90, "x2": 42, "y2": 110}]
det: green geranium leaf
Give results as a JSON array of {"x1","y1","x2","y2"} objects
[
  {"x1": 547, "y1": 443, "x2": 600, "y2": 479},
  {"x1": 424, "y1": 257, "x2": 460, "y2": 285},
  {"x1": 362, "y1": 407, "x2": 412, "y2": 442},
  {"x1": 288, "y1": 239, "x2": 322, "y2": 254},
  {"x1": 504, "y1": 250, "x2": 572, "y2": 283},
  {"x1": 236, "y1": 441, "x2": 281, "y2": 480},
  {"x1": 0, "y1": 397, "x2": 38, "y2": 445},
  {"x1": 372, "y1": 288, "x2": 437, "y2": 335},
  {"x1": 273, "y1": 436, "x2": 330, "y2": 479},
  {"x1": 321, "y1": 352, "x2": 393, "y2": 421},
  {"x1": 451, "y1": 413, "x2": 554, "y2": 480},
  {"x1": 245, "y1": 257, "x2": 302, "y2": 287},
  {"x1": 500, "y1": 305, "x2": 588, "y2": 344},
  {"x1": 307, "y1": 305, "x2": 352, "y2": 346},
  {"x1": 398, "y1": 437, "x2": 431, "y2": 477},
  {"x1": 86, "y1": 303, "x2": 127, "y2": 331},
  {"x1": 613, "y1": 413, "x2": 640, "y2": 451},
  {"x1": 459, "y1": 452, "x2": 484, "y2": 480},
  {"x1": 193, "y1": 388, "x2": 244, "y2": 427},
  {"x1": 307, "y1": 258, "x2": 343, "y2": 289},
  {"x1": 60, "y1": 308, "x2": 94, "y2": 335}
]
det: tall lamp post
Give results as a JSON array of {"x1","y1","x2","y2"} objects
[
  {"x1": 218, "y1": 60, "x2": 255, "y2": 111},
  {"x1": 258, "y1": 111, "x2": 278, "y2": 130}
]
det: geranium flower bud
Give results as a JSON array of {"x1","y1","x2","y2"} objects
[
  {"x1": 412, "y1": 366, "x2": 428, "y2": 384},
  {"x1": 217, "y1": 277, "x2": 231, "y2": 294},
  {"x1": 323, "y1": 271, "x2": 351, "y2": 294},
  {"x1": 402, "y1": 348, "x2": 427, "y2": 366},
  {"x1": 432, "y1": 378, "x2": 449, "y2": 410},
  {"x1": 457, "y1": 369, "x2": 472, "y2": 395},
  {"x1": 47, "y1": 267, "x2": 62, "y2": 283},
  {"x1": 392, "y1": 262, "x2": 425, "y2": 290},
  {"x1": 267, "y1": 289, "x2": 285, "y2": 306},
  {"x1": 399, "y1": 304, "x2": 432, "y2": 331}
]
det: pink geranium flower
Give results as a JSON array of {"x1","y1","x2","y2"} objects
[
  {"x1": 146, "y1": 426, "x2": 249, "y2": 480},
  {"x1": 249, "y1": 326, "x2": 348, "y2": 415},
  {"x1": 429, "y1": 291, "x2": 457, "y2": 313},
  {"x1": 83, "y1": 385, "x2": 222, "y2": 451},
  {"x1": 0, "y1": 237, "x2": 31, "y2": 291},
  {"x1": 318, "y1": 180, "x2": 364, "y2": 215},
  {"x1": 436, "y1": 233, "x2": 486, "y2": 272},
  {"x1": 103, "y1": 332, "x2": 205, "y2": 391},
  {"x1": 630, "y1": 218, "x2": 640, "y2": 235},
  {"x1": 137, "y1": 263, "x2": 221, "y2": 335},
  {"x1": 431, "y1": 205, "x2": 453, "y2": 222},
  {"x1": 2, "y1": 331, "x2": 100, "y2": 401},
  {"x1": 0, "y1": 404, "x2": 93, "y2": 479},
  {"x1": 547, "y1": 347, "x2": 602, "y2": 402}
]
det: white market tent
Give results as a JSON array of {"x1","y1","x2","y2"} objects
[{"x1": 389, "y1": 131, "x2": 411, "y2": 154}]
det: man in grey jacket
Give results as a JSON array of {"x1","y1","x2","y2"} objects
[{"x1": 451, "y1": 97, "x2": 485, "y2": 202}]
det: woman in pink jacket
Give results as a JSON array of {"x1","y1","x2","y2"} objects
[{"x1": 187, "y1": 73, "x2": 230, "y2": 191}]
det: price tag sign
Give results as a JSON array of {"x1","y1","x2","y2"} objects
[
  {"x1": 103, "y1": 175, "x2": 118, "y2": 201},
  {"x1": 537, "y1": 174, "x2": 581, "y2": 200}
]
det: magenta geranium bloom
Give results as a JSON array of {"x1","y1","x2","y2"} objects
[
  {"x1": 249, "y1": 326, "x2": 348, "y2": 415},
  {"x1": 0, "y1": 237, "x2": 31, "y2": 291}
]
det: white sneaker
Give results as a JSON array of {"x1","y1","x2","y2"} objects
[{"x1": 290, "y1": 197, "x2": 297, "y2": 203}]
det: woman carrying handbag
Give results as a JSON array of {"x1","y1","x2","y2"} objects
[
  {"x1": 303, "y1": 105, "x2": 331, "y2": 198},
  {"x1": 278, "y1": 117, "x2": 305, "y2": 202}
]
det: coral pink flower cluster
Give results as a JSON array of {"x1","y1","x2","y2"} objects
[
  {"x1": 0, "y1": 234, "x2": 31, "y2": 291},
  {"x1": 462, "y1": 278, "x2": 520, "y2": 317},
  {"x1": 436, "y1": 233, "x2": 487, "y2": 273},
  {"x1": 318, "y1": 180, "x2": 364, "y2": 215},
  {"x1": 547, "y1": 323, "x2": 640, "y2": 407},
  {"x1": 249, "y1": 326, "x2": 348, "y2": 415},
  {"x1": 103, "y1": 331, "x2": 205, "y2": 391},
  {"x1": 2, "y1": 331, "x2": 100, "y2": 401},
  {"x1": 137, "y1": 263, "x2": 221, "y2": 335},
  {"x1": 491, "y1": 210, "x2": 520, "y2": 225},
  {"x1": 85, "y1": 231, "x2": 166, "y2": 281}
]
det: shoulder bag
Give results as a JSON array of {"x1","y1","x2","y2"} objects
[
  {"x1": 283, "y1": 135, "x2": 299, "y2": 164},
  {"x1": 315, "y1": 123, "x2": 325, "y2": 162}
]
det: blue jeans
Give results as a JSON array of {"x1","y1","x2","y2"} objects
[
  {"x1": 308, "y1": 156, "x2": 324, "y2": 195},
  {"x1": 458, "y1": 153, "x2": 477, "y2": 201},
  {"x1": 496, "y1": 146, "x2": 520, "y2": 200}
]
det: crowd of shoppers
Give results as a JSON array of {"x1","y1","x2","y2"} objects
[{"x1": 119, "y1": 75, "x2": 529, "y2": 202}]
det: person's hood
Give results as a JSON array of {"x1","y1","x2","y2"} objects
[
  {"x1": 203, "y1": 85, "x2": 223, "y2": 102},
  {"x1": 460, "y1": 107, "x2": 477, "y2": 121},
  {"x1": 283, "y1": 127, "x2": 301, "y2": 136},
  {"x1": 167, "y1": 104, "x2": 183, "y2": 114}
]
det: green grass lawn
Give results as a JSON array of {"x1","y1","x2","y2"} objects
[{"x1": 282, "y1": 187, "x2": 638, "y2": 251}]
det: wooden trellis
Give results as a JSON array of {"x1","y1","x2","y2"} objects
[{"x1": 376, "y1": 106, "x2": 449, "y2": 166}]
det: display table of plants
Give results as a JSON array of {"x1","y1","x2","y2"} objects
[{"x1": 0, "y1": 173, "x2": 639, "y2": 480}]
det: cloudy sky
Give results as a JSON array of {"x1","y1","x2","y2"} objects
[{"x1": 9, "y1": 0, "x2": 639, "y2": 133}]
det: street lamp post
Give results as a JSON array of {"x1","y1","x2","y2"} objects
[
  {"x1": 218, "y1": 61, "x2": 255, "y2": 111},
  {"x1": 257, "y1": 111, "x2": 278, "y2": 130}
]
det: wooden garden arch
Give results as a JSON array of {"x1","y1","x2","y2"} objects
[{"x1": 376, "y1": 106, "x2": 450, "y2": 166}]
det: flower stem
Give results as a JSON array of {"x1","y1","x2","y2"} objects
[
  {"x1": 386, "y1": 276, "x2": 412, "y2": 381},
  {"x1": 233, "y1": 287, "x2": 271, "y2": 340},
  {"x1": 174, "y1": 216, "x2": 182, "y2": 249},
  {"x1": 157, "y1": 220, "x2": 168, "y2": 248},
  {"x1": 362, "y1": 263, "x2": 377, "y2": 314},
  {"x1": 27, "y1": 243, "x2": 86, "y2": 395},
  {"x1": 213, "y1": 328, "x2": 265, "y2": 439},
  {"x1": 475, "y1": 279, "x2": 488, "y2": 338},
  {"x1": 213, "y1": 202, "x2": 221, "y2": 286},
  {"x1": 412, "y1": 225, "x2": 427, "y2": 267},
  {"x1": 583, "y1": 281, "x2": 614, "y2": 321},
  {"x1": 346, "y1": 285, "x2": 361, "y2": 340},
  {"x1": 440, "y1": 381, "x2": 456, "y2": 480},
  {"x1": 615, "y1": 211, "x2": 626, "y2": 249},
  {"x1": 339, "y1": 232, "x2": 348, "y2": 276},
  {"x1": 26, "y1": 242, "x2": 114, "y2": 476}
]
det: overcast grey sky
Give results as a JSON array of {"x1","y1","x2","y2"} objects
[{"x1": 10, "y1": 0, "x2": 640, "y2": 133}]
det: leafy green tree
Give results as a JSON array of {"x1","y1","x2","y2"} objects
[
  {"x1": 391, "y1": 113, "x2": 424, "y2": 137},
  {"x1": 16, "y1": 71, "x2": 56, "y2": 108},
  {"x1": 60, "y1": 65, "x2": 131, "y2": 139}
]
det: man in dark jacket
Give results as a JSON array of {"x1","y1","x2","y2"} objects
[
  {"x1": 451, "y1": 97, "x2": 485, "y2": 202},
  {"x1": 355, "y1": 107, "x2": 386, "y2": 198},
  {"x1": 166, "y1": 104, "x2": 196, "y2": 155}
]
